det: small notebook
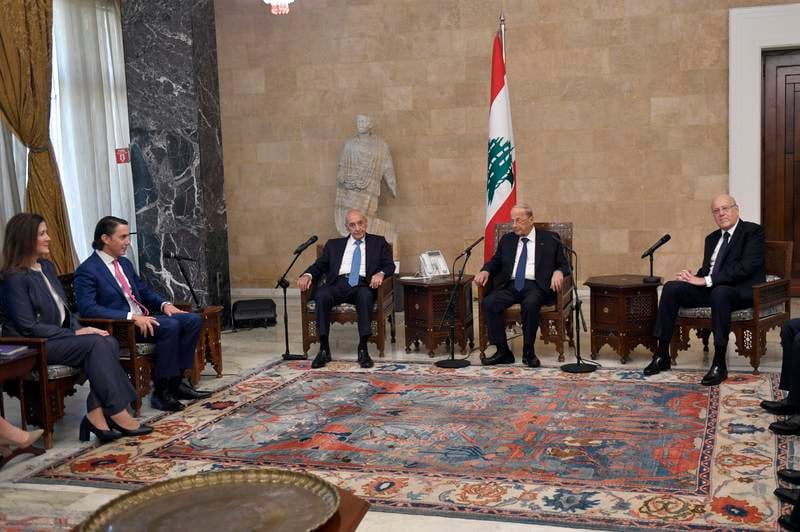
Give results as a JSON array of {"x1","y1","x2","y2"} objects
[{"x1": 0, "y1": 344, "x2": 28, "y2": 357}]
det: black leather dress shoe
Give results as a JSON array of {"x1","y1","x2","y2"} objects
[
  {"x1": 643, "y1": 355, "x2": 670, "y2": 376},
  {"x1": 174, "y1": 379, "x2": 212, "y2": 400},
  {"x1": 151, "y1": 390, "x2": 185, "y2": 412},
  {"x1": 522, "y1": 349, "x2": 540, "y2": 368},
  {"x1": 311, "y1": 349, "x2": 329, "y2": 369},
  {"x1": 700, "y1": 365, "x2": 727, "y2": 386},
  {"x1": 762, "y1": 398, "x2": 800, "y2": 416},
  {"x1": 106, "y1": 418, "x2": 154, "y2": 437},
  {"x1": 776, "y1": 487, "x2": 800, "y2": 505},
  {"x1": 780, "y1": 511, "x2": 800, "y2": 532},
  {"x1": 779, "y1": 469, "x2": 800, "y2": 485},
  {"x1": 771, "y1": 415, "x2": 800, "y2": 436},
  {"x1": 357, "y1": 348, "x2": 374, "y2": 369},
  {"x1": 482, "y1": 349, "x2": 515, "y2": 366}
]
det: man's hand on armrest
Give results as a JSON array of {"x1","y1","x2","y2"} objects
[
  {"x1": 297, "y1": 273, "x2": 313, "y2": 291},
  {"x1": 132, "y1": 315, "x2": 159, "y2": 337}
]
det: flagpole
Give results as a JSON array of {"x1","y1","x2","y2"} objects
[{"x1": 499, "y1": 13, "x2": 506, "y2": 62}]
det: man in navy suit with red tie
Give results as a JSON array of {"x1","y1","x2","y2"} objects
[
  {"x1": 474, "y1": 203, "x2": 571, "y2": 368},
  {"x1": 74, "y1": 216, "x2": 211, "y2": 412},
  {"x1": 297, "y1": 209, "x2": 395, "y2": 369},
  {"x1": 643, "y1": 194, "x2": 766, "y2": 385}
]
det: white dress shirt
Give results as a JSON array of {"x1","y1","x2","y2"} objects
[
  {"x1": 511, "y1": 229, "x2": 536, "y2": 281},
  {"x1": 337, "y1": 236, "x2": 367, "y2": 277},
  {"x1": 705, "y1": 220, "x2": 739, "y2": 287},
  {"x1": 97, "y1": 250, "x2": 168, "y2": 319}
]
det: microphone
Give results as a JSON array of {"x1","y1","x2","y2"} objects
[
  {"x1": 293, "y1": 235, "x2": 318, "y2": 255},
  {"x1": 456, "y1": 236, "x2": 484, "y2": 258},
  {"x1": 640, "y1": 234, "x2": 671, "y2": 258},
  {"x1": 164, "y1": 252, "x2": 197, "y2": 262}
]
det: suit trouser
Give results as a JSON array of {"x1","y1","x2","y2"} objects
[
  {"x1": 654, "y1": 281, "x2": 752, "y2": 349},
  {"x1": 314, "y1": 276, "x2": 374, "y2": 338},
  {"x1": 46, "y1": 334, "x2": 137, "y2": 415},
  {"x1": 779, "y1": 318, "x2": 800, "y2": 402},
  {"x1": 482, "y1": 279, "x2": 554, "y2": 348},
  {"x1": 137, "y1": 313, "x2": 203, "y2": 379}
]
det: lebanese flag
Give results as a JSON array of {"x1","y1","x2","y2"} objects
[{"x1": 484, "y1": 32, "x2": 517, "y2": 260}]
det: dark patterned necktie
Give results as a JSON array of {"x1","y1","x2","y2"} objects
[{"x1": 514, "y1": 237, "x2": 529, "y2": 291}]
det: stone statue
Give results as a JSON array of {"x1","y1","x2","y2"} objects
[{"x1": 335, "y1": 114, "x2": 398, "y2": 252}]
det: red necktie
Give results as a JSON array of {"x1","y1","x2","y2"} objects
[{"x1": 113, "y1": 259, "x2": 149, "y2": 315}]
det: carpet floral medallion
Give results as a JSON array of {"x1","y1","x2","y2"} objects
[{"x1": 29, "y1": 361, "x2": 788, "y2": 530}]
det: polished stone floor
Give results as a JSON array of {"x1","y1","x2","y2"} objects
[{"x1": 0, "y1": 293, "x2": 794, "y2": 531}]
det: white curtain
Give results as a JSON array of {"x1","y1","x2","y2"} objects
[
  {"x1": 0, "y1": 122, "x2": 28, "y2": 247},
  {"x1": 51, "y1": 0, "x2": 138, "y2": 268}
]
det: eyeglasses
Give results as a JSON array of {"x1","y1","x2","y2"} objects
[
  {"x1": 511, "y1": 217, "x2": 533, "y2": 225},
  {"x1": 711, "y1": 204, "x2": 737, "y2": 216}
]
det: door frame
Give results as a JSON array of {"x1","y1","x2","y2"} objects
[{"x1": 729, "y1": 3, "x2": 800, "y2": 222}]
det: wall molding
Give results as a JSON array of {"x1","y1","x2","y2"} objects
[{"x1": 729, "y1": 3, "x2": 800, "y2": 222}]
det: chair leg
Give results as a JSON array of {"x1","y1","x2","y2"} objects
[
  {"x1": 699, "y1": 329, "x2": 711, "y2": 353},
  {"x1": 733, "y1": 327, "x2": 759, "y2": 374},
  {"x1": 376, "y1": 317, "x2": 386, "y2": 358},
  {"x1": 389, "y1": 311, "x2": 396, "y2": 343},
  {"x1": 478, "y1": 319, "x2": 488, "y2": 358}
]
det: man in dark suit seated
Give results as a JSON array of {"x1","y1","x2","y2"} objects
[
  {"x1": 643, "y1": 194, "x2": 766, "y2": 386},
  {"x1": 297, "y1": 209, "x2": 395, "y2": 369},
  {"x1": 74, "y1": 216, "x2": 211, "y2": 412},
  {"x1": 473, "y1": 203, "x2": 570, "y2": 367}
]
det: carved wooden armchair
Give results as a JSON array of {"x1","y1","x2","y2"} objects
[
  {"x1": 669, "y1": 240, "x2": 793, "y2": 372},
  {"x1": 59, "y1": 273, "x2": 155, "y2": 415},
  {"x1": 300, "y1": 245, "x2": 396, "y2": 357},
  {"x1": 477, "y1": 222, "x2": 575, "y2": 362},
  {"x1": 0, "y1": 306, "x2": 82, "y2": 449}
]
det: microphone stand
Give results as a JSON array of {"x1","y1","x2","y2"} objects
[
  {"x1": 643, "y1": 252, "x2": 660, "y2": 284},
  {"x1": 560, "y1": 244, "x2": 597, "y2": 374},
  {"x1": 435, "y1": 251, "x2": 472, "y2": 369},
  {"x1": 276, "y1": 250, "x2": 308, "y2": 361},
  {"x1": 170, "y1": 257, "x2": 202, "y2": 312}
]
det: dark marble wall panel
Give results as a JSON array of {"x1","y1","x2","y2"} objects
[{"x1": 121, "y1": 0, "x2": 231, "y2": 320}]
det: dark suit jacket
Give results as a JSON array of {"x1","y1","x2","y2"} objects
[
  {"x1": 303, "y1": 233, "x2": 395, "y2": 286},
  {"x1": 482, "y1": 230, "x2": 571, "y2": 295},
  {"x1": 0, "y1": 259, "x2": 79, "y2": 339},
  {"x1": 74, "y1": 252, "x2": 166, "y2": 320},
  {"x1": 695, "y1": 220, "x2": 766, "y2": 299}
]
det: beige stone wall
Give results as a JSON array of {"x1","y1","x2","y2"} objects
[{"x1": 216, "y1": 0, "x2": 793, "y2": 288}]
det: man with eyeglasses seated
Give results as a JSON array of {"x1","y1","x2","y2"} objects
[
  {"x1": 643, "y1": 194, "x2": 765, "y2": 386},
  {"x1": 473, "y1": 203, "x2": 571, "y2": 368},
  {"x1": 297, "y1": 209, "x2": 395, "y2": 369}
]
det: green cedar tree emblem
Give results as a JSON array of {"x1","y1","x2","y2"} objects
[{"x1": 487, "y1": 137, "x2": 513, "y2": 205}]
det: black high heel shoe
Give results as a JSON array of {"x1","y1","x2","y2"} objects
[
  {"x1": 106, "y1": 417, "x2": 153, "y2": 437},
  {"x1": 79, "y1": 416, "x2": 122, "y2": 443}
]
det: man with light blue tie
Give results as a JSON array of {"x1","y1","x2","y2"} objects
[
  {"x1": 297, "y1": 209, "x2": 395, "y2": 369},
  {"x1": 474, "y1": 204, "x2": 571, "y2": 367}
]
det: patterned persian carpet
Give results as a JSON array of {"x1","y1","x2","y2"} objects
[{"x1": 29, "y1": 361, "x2": 789, "y2": 530}]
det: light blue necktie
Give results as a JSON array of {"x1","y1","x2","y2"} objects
[
  {"x1": 514, "y1": 237, "x2": 529, "y2": 291},
  {"x1": 348, "y1": 239, "x2": 362, "y2": 287}
]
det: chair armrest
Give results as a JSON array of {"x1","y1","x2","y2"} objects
[
  {"x1": 0, "y1": 336, "x2": 46, "y2": 346},
  {"x1": 174, "y1": 302, "x2": 192, "y2": 312},
  {"x1": 76, "y1": 317, "x2": 138, "y2": 350},
  {"x1": 78, "y1": 317, "x2": 134, "y2": 325},
  {"x1": 300, "y1": 276, "x2": 319, "y2": 310},
  {"x1": 752, "y1": 278, "x2": 791, "y2": 312},
  {"x1": 376, "y1": 274, "x2": 394, "y2": 305},
  {"x1": 555, "y1": 275, "x2": 574, "y2": 310}
]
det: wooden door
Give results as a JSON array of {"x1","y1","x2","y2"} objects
[{"x1": 763, "y1": 50, "x2": 800, "y2": 295}]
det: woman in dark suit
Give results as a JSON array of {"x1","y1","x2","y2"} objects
[{"x1": 0, "y1": 213, "x2": 152, "y2": 443}]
